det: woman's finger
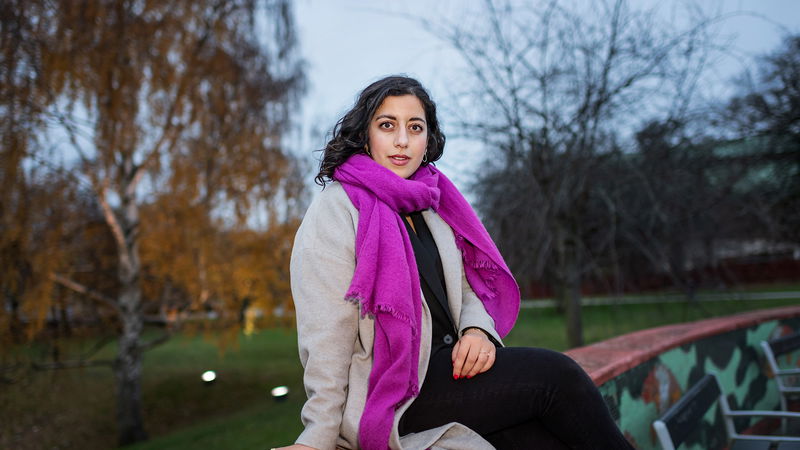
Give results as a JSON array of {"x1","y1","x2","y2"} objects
[
  {"x1": 452, "y1": 337, "x2": 478, "y2": 378},
  {"x1": 466, "y1": 352, "x2": 485, "y2": 378},
  {"x1": 451, "y1": 340, "x2": 463, "y2": 378},
  {"x1": 472, "y1": 346, "x2": 495, "y2": 376},
  {"x1": 451, "y1": 339, "x2": 460, "y2": 363},
  {"x1": 463, "y1": 343, "x2": 483, "y2": 378},
  {"x1": 465, "y1": 343, "x2": 490, "y2": 378},
  {"x1": 482, "y1": 348, "x2": 496, "y2": 373}
]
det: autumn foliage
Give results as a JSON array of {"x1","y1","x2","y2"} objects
[{"x1": 1, "y1": 0, "x2": 305, "y2": 444}]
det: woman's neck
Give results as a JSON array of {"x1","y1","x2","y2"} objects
[{"x1": 404, "y1": 214, "x2": 417, "y2": 234}]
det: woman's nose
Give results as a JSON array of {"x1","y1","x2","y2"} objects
[{"x1": 395, "y1": 128, "x2": 408, "y2": 148}]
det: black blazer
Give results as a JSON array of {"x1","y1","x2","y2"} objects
[{"x1": 403, "y1": 211, "x2": 458, "y2": 351}]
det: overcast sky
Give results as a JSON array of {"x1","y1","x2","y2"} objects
[{"x1": 292, "y1": 0, "x2": 800, "y2": 191}]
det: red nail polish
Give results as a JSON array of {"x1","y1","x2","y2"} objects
[
  {"x1": 453, "y1": 374, "x2": 459, "y2": 380},
  {"x1": 467, "y1": 375, "x2": 472, "y2": 379}
]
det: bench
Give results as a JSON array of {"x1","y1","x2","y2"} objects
[
  {"x1": 762, "y1": 331, "x2": 800, "y2": 413},
  {"x1": 653, "y1": 373, "x2": 800, "y2": 450}
]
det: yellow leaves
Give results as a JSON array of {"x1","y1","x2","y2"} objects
[
  {"x1": 3, "y1": 0, "x2": 306, "y2": 345},
  {"x1": 139, "y1": 190, "x2": 299, "y2": 333},
  {"x1": 0, "y1": 167, "x2": 90, "y2": 343}
]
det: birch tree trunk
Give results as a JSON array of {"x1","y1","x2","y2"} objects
[
  {"x1": 1, "y1": 1, "x2": 304, "y2": 444},
  {"x1": 115, "y1": 212, "x2": 146, "y2": 442},
  {"x1": 101, "y1": 157, "x2": 147, "y2": 444}
]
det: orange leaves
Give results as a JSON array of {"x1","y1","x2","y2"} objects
[
  {"x1": 2, "y1": 0, "x2": 305, "y2": 341},
  {"x1": 139, "y1": 191, "x2": 298, "y2": 331}
]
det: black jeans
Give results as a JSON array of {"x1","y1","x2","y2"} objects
[{"x1": 399, "y1": 346, "x2": 633, "y2": 450}]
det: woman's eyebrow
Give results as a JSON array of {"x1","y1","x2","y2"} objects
[{"x1": 373, "y1": 114, "x2": 427, "y2": 124}]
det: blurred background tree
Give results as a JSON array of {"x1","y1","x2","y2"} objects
[
  {"x1": 2, "y1": 0, "x2": 798, "y2": 447},
  {"x1": 433, "y1": 0, "x2": 723, "y2": 347},
  {"x1": 433, "y1": 0, "x2": 799, "y2": 347},
  {"x1": 603, "y1": 33, "x2": 800, "y2": 310},
  {"x1": 720, "y1": 35, "x2": 800, "y2": 244},
  {"x1": 0, "y1": 0, "x2": 305, "y2": 444}
]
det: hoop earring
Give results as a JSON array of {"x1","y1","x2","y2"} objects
[
  {"x1": 422, "y1": 152, "x2": 428, "y2": 163},
  {"x1": 365, "y1": 144, "x2": 371, "y2": 156}
]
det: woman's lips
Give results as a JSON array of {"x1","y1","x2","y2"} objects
[{"x1": 389, "y1": 155, "x2": 410, "y2": 166}]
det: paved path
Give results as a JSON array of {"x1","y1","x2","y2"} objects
[{"x1": 521, "y1": 290, "x2": 800, "y2": 308}]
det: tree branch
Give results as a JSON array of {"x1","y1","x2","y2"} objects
[
  {"x1": 129, "y1": 4, "x2": 223, "y2": 192},
  {"x1": 96, "y1": 180, "x2": 133, "y2": 271},
  {"x1": 50, "y1": 273, "x2": 120, "y2": 313},
  {"x1": 33, "y1": 359, "x2": 114, "y2": 370},
  {"x1": 140, "y1": 332, "x2": 171, "y2": 352}
]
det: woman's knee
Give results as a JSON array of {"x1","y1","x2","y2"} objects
[
  {"x1": 503, "y1": 347, "x2": 592, "y2": 386},
  {"x1": 544, "y1": 349, "x2": 584, "y2": 374}
]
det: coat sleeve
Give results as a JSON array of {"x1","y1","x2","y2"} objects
[
  {"x1": 291, "y1": 187, "x2": 360, "y2": 450},
  {"x1": 457, "y1": 265, "x2": 504, "y2": 347}
]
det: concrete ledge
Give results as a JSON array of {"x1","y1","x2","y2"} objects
[{"x1": 565, "y1": 305, "x2": 800, "y2": 386}]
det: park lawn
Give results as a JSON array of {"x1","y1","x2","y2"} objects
[
  {"x1": 124, "y1": 395, "x2": 305, "y2": 450},
  {"x1": 2, "y1": 296, "x2": 798, "y2": 450},
  {"x1": 505, "y1": 297, "x2": 800, "y2": 349},
  {"x1": 1, "y1": 328, "x2": 304, "y2": 450}
]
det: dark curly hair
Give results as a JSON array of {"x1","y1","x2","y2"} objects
[{"x1": 315, "y1": 75, "x2": 446, "y2": 186}]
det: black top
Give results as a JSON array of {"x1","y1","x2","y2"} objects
[{"x1": 403, "y1": 211, "x2": 458, "y2": 354}]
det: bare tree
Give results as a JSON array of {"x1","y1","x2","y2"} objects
[
  {"x1": 434, "y1": 0, "x2": 721, "y2": 347},
  {"x1": 1, "y1": 0, "x2": 304, "y2": 444},
  {"x1": 606, "y1": 119, "x2": 752, "y2": 301},
  {"x1": 721, "y1": 34, "x2": 800, "y2": 244},
  {"x1": 544, "y1": 34, "x2": 800, "y2": 309}
]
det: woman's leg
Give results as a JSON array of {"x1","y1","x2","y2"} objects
[
  {"x1": 482, "y1": 419, "x2": 571, "y2": 450},
  {"x1": 399, "y1": 347, "x2": 633, "y2": 450}
]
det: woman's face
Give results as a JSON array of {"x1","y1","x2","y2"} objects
[{"x1": 367, "y1": 95, "x2": 428, "y2": 179}]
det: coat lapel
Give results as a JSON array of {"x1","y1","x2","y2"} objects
[
  {"x1": 421, "y1": 209, "x2": 463, "y2": 330},
  {"x1": 404, "y1": 221, "x2": 455, "y2": 328}
]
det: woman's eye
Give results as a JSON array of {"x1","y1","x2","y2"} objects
[
  {"x1": 410, "y1": 124, "x2": 424, "y2": 132},
  {"x1": 379, "y1": 122, "x2": 393, "y2": 129}
]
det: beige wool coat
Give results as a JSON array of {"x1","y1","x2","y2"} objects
[{"x1": 290, "y1": 182, "x2": 504, "y2": 450}]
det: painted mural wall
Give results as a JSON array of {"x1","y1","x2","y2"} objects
[{"x1": 600, "y1": 317, "x2": 800, "y2": 450}]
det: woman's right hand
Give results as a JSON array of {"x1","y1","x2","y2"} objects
[
  {"x1": 452, "y1": 328, "x2": 496, "y2": 379},
  {"x1": 272, "y1": 445, "x2": 317, "y2": 450}
]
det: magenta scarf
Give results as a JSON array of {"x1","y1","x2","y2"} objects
[{"x1": 334, "y1": 154, "x2": 520, "y2": 449}]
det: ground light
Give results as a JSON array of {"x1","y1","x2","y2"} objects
[
  {"x1": 201, "y1": 370, "x2": 217, "y2": 385},
  {"x1": 271, "y1": 385, "x2": 289, "y2": 402}
]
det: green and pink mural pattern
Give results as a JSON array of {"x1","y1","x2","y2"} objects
[{"x1": 598, "y1": 317, "x2": 800, "y2": 449}]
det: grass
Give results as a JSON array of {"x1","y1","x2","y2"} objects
[
  {"x1": 505, "y1": 298, "x2": 800, "y2": 350},
  {"x1": 1, "y1": 328, "x2": 304, "y2": 450},
  {"x1": 2, "y1": 295, "x2": 798, "y2": 449},
  {"x1": 124, "y1": 395, "x2": 305, "y2": 450}
]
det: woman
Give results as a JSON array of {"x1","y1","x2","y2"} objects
[{"x1": 278, "y1": 76, "x2": 633, "y2": 450}]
